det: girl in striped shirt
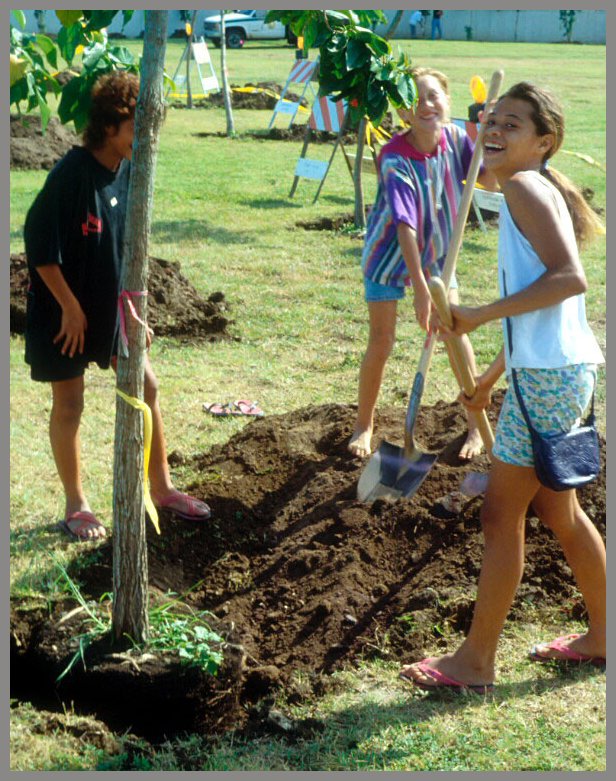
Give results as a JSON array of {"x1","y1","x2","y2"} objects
[{"x1": 348, "y1": 67, "x2": 496, "y2": 461}]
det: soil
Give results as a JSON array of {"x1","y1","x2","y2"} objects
[
  {"x1": 11, "y1": 114, "x2": 81, "y2": 171},
  {"x1": 10, "y1": 253, "x2": 235, "y2": 343},
  {"x1": 10, "y1": 393, "x2": 606, "y2": 742}
]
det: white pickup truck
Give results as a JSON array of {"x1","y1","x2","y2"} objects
[{"x1": 203, "y1": 9, "x2": 297, "y2": 49}]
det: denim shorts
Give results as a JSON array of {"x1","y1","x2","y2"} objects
[
  {"x1": 364, "y1": 270, "x2": 458, "y2": 303},
  {"x1": 493, "y1": 364, "x2": 597, "y2": 467}
]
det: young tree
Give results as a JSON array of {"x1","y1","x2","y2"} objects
[
  {"x1": 265, "y1": 10, "x2": 417, "y2": 228},
  {"x1": 220, "y1": 10, "x2": 236, "y2": 136},
  {"x1": 112, "y1": 10, "x2": 168, "y2": 642}
]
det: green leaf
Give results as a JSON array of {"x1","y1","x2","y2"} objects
[
  {"x1": 346, "y1": 38, "x2": 370, "y2": 70},
  {"x1": 35, "y1": 34, "x2": 58, "y2": 69},
  {"x1": 303, "y1": 16, "x2": 319, "y2": 50},
  {"x1": 85, "y1": 10, "x2": 119, "y2": 32},
  {"x1": 12, "y1": 9, "x2": 26, "y2": 29},
  {"x1": 57, "y1": 23, "x2": 85, "y2": 66},
  {"x1": 82, "y1": 42, "x2": 106, "y2": 70},
  {"x1": 122, "y1": 10, "x2": 134, "y2": 28},
  {"x1": 36, "y1": 89, "x2": 51, "y2": 132},
  {"x1": 56, "y1": 10, "x2": 83, "y2": 28},
  {"x1": 108, "y1": 46, "x2": 136, "y2": 67}
]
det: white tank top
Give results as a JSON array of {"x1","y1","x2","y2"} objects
[{"x1": 498, "y1": 171, "x2": 604, "y2": 372}]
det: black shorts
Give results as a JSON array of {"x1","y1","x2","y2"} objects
[{"x1": 25, "y1": 330, "x2": 114, "y2": 383}]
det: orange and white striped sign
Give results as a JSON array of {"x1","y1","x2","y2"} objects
[
  {"x1": 287, "y1": 59, "x2": 318, "y2": 84},
  {"x1": 309, "y1": 96, "x2": 347, "y2": 133}
]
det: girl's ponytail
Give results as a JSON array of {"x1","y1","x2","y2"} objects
[{"x1": 541, "y1": 166, "x2": 604, "y2": 248}]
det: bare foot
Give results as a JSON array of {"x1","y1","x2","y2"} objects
[
  {"x1": 348, "y1": 428, "x2": 372, "y2": 458},
  {"x1": 458, "y1": 427, "x2": 484, "y2": 461}
]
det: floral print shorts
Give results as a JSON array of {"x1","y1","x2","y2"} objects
[{"x1": 492, "y1": 364, "x2": 597, "y2": 468}]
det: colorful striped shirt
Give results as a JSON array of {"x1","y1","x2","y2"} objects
[{"x1": 361, "y1": 123, "x2": 475, "y2": 286}]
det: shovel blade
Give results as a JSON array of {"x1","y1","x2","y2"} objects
[{"x1": 357, "y1": 440, "x2": 438, "y2": 502}]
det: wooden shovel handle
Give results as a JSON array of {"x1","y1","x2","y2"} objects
[
  {"x1": 428, "y1": 277, "x2": 495, "y2": 456},
  {"x1": 440, "y1": 69, "x2": 504, "y2": 291}
]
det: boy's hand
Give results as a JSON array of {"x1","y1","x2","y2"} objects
[
  {"x1": 54, "y1": 301, "x2": 87, "y2": 358},
  {"x1": 413, "y1": 285, "x2": 433, "y2": 331}
]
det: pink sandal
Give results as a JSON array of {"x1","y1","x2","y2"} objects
[
  {"x1": 153, "y1": 490, "x2": 211, "y2": 521},
  {"x1": 399, "y1": 659, "x2": 494, "y2": 694},
  {"x1": 58, "y1": 511, "x2": 107, "y2": 541},
  {"x1": 529, "y1": 634, "x2": 606, "y2": 667}
]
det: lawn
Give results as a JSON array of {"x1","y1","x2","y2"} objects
[{"x1": 9, "y1": 38, "x2": 606, "y2": 771}]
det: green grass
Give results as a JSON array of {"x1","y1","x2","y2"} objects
[{"x1": 10, "y1": 39, "x2": 606, "y2": 771}]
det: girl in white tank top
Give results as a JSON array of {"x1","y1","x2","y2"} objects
[{"x1": 399, "y1": 82, "x2": 605, "y2": 694}]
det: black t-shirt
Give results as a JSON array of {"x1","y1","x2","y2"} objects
[{"x1": 24, "y1": 145, "x2": 131, "y2": 370}]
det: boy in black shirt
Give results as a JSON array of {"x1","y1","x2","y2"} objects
[{"x1": 25, "y1": 70, "x2": 211, "y2": 539}]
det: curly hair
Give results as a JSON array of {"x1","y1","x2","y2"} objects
[{"x1": 83, "y1": 70, "x2": 140, "y2": 150}]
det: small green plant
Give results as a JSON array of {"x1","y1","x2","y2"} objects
[
  {"x1": 147, "y1": 595, "x2": 225, "y2": 675},
  {"x1": 465, "y1": 26, "x2": 473, "y2": 41},
  {"x1": 51, "y1": 561, "x2": 224, "y2": 680},
  {"x1": 395, "y1": 612, "x2": 417, "y2": 634},
  {"x1": 51, "y1": 556, "x2": 113, "y2": 683}
]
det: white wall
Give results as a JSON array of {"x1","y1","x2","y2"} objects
[
  {"x1": 13, "y1": 9, "x2": 606, "y2": 45},
  {"x1": 378, "y1": 10, "x2": 606, "y2": 44}
]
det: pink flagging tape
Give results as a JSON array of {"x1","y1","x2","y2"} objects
[
  {"x1": 288, "y1": 59, "x2": 318, "y2": 84},
  {"x1": 118, "y1": 290, "x2": 148, "y2": 351},
  {"x1": 309, "y1": 96, "x2": 347, "y2": 133}
]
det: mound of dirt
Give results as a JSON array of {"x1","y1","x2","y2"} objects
[
  {"x1": 11, "y1": 396, "x2": 605, "y2": 737},
  {"x1": 171, "y1": 81, "x2": 309, "y2": 111},
  {"x1": 11, "y1": 114, "x2": 80, "y2": 171},
  {"x1": 10, "y1": 253, "x2": 235, "y2": 342}
]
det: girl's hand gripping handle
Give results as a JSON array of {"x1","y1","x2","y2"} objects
[{"x1": 429, "y1": 277, "x2": 495, "y2": 457}]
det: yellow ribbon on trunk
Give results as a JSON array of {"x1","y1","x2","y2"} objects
[{"x1": 116, "y1": 389, "x2": 160, "y2": 534}]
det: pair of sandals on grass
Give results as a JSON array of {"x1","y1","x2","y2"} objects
[
  {"x1": 203, "y1": 399, "x2": 264, "y2": 417},
  {"x1": 58, "y1": 490, "x2": 211, "y2": 541},
  {"x1": 399, "y1": 635, "x2": 606, "y2": 695}
]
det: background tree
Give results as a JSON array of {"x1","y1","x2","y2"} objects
[
  {"x1": 559, "y1": 10, "x2": 577, "y2": 43},
  {"x1": 265, "y1": 10, "x2": 417, "y2": 228},
  {"x1": 220, "y1": 10, "x2": 236, "y2": 136},
  {"x1": 34, "y1": 9, "x2": 46, "y2": 34}
]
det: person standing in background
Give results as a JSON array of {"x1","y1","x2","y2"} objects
[
  {"x1": 409, "y1": 10, "x2": 423, "y2": 39},
  {"x1": 432, "y1": 10, "x2": 444, "y2": 40}
]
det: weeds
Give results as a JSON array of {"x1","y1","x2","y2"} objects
[{"x1": 51, "y1": 562, "x2": 224, "y2": 680}]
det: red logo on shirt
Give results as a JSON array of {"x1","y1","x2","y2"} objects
[{"x1": 82, "y1": 212, "x2": 102, "y2": 236}]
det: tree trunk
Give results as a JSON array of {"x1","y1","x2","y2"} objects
[
  {"x1": 112, "y1": 10, "x2": 168, "y2": 644},
  {"x1": 353, "y1": 117, "x2": 367, "y2": 229},
  {"x1": 220, "y1": 10, "x2": 235, "y2": 136},
  {"x1": 185, "y1": 11, "x2": 197, "y2": 109},
  {"x1": 385, "y1": 11, "x2": 404, "y2": 39}
]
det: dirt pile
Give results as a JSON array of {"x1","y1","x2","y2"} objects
[
  {"x1": 11, "y1": 396, "x2": 605, "y2": 737},
  {"x1": 11, "y1": 114, "x2": 80, "y2": 171},
  {"x1": 10, "y1": 253, "x2": 235, "y2": 343}
]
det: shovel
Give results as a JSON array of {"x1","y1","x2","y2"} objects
[
  {"x1": 428, "y1": 276, "x2": 495, "y2": 456},
  {"x1": 357, "y1": 329, "x2": 438, "y2": 501},
  {"x1": 357, "y1": 69, "x2": 504, "y2": 503}
]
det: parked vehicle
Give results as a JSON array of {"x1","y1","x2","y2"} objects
[{"x1": 203, "y1": 9, "x2": 296, "y2": 49}]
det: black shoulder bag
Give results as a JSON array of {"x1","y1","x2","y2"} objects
[{"x1": 506, "y1": 314, "x2": 600, "y2": 492}]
